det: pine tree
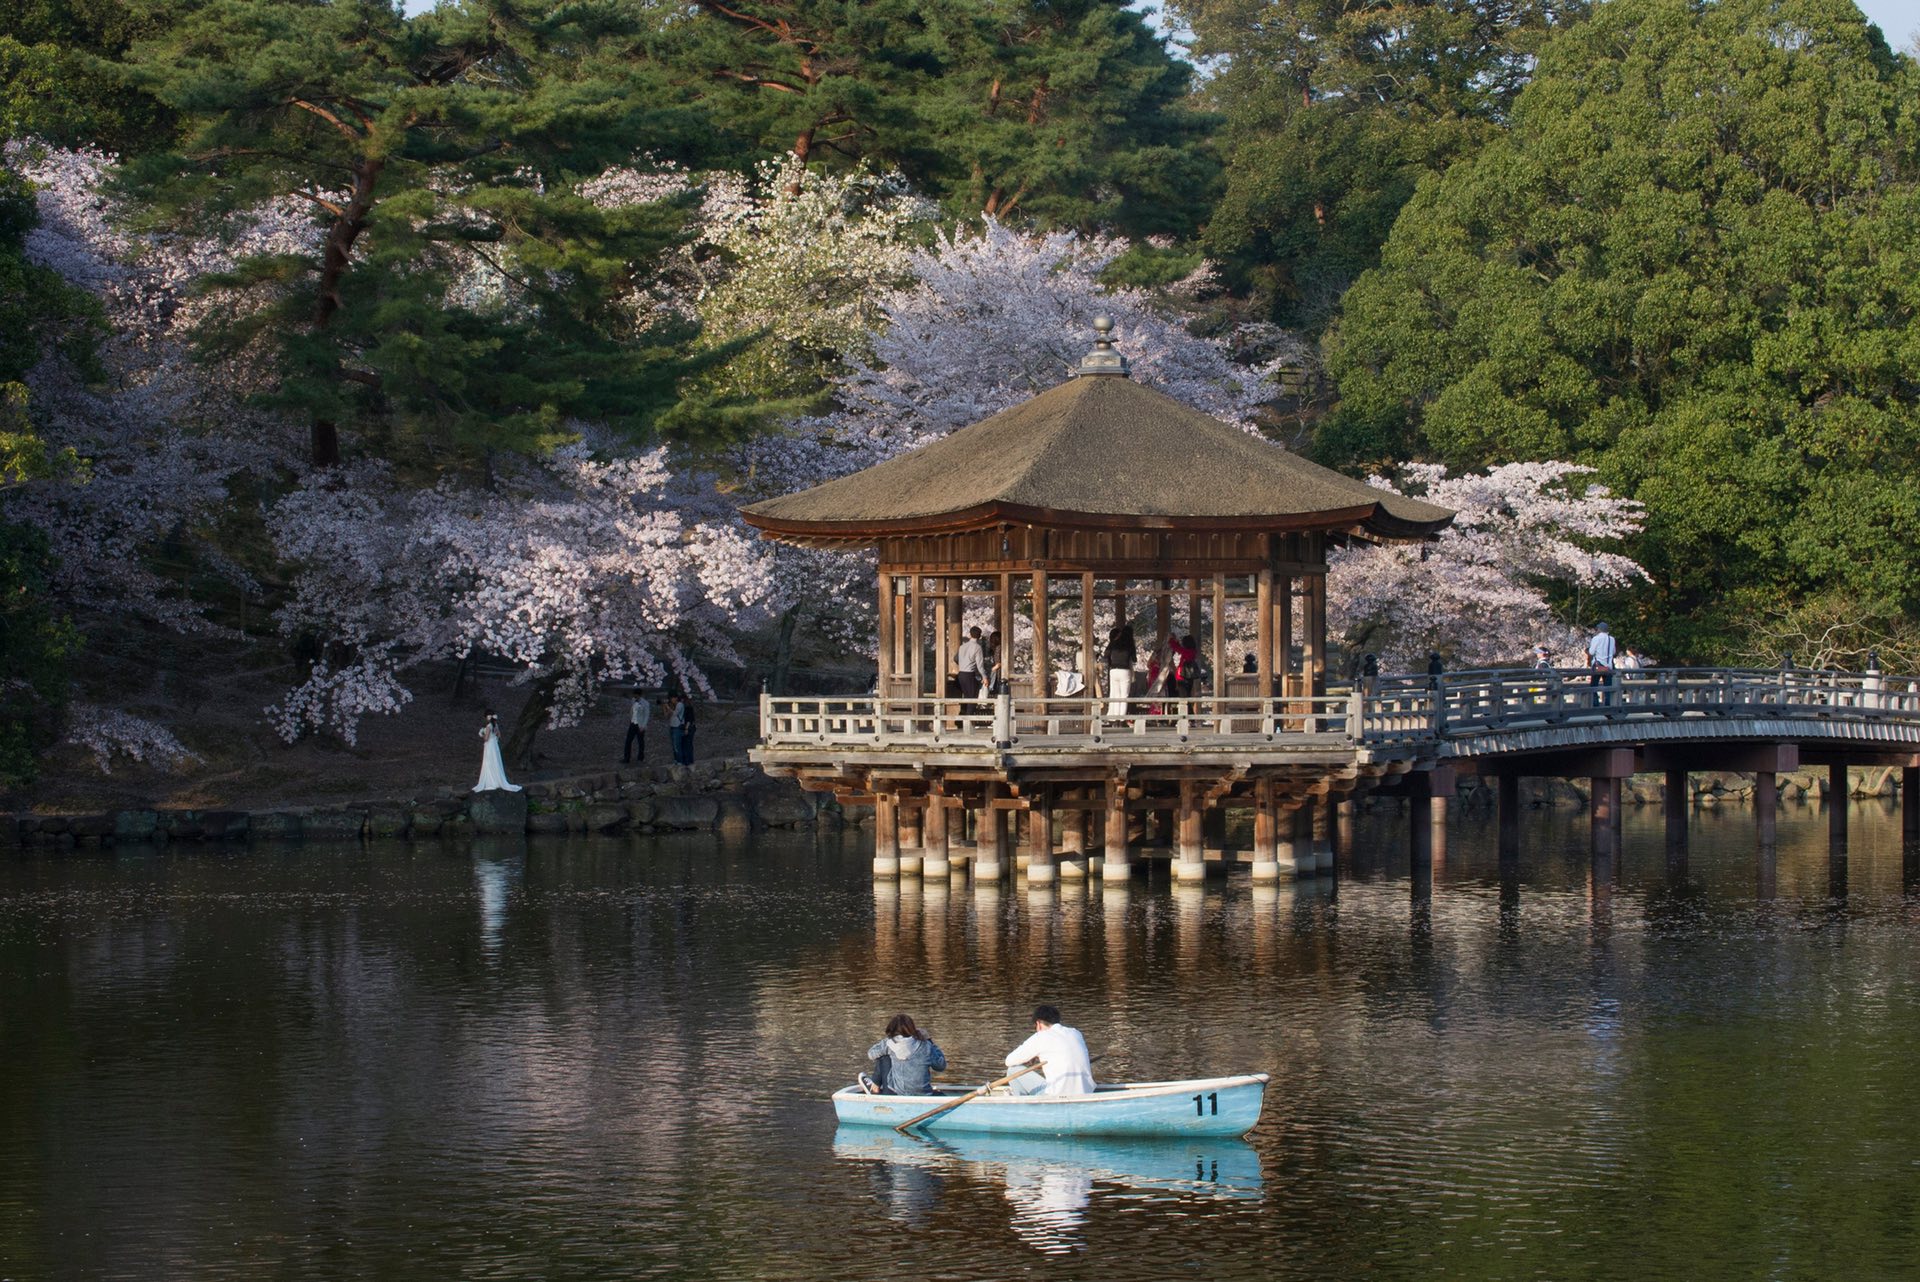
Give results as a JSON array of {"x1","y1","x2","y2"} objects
[{"x1": 115, "y1": 0, "x2": 737, "y2": 468}]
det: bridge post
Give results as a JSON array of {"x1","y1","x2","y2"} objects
[
  {"x1": 1059, "y1": 788, "x2": 1089, "y2": 880},
  {"x1": 1590, "y1": 776, "x2": 1621, "y2": 859},
  {"x1": 976, "y1": 788, "x2": 1004, "y2": 882},
  {"x1": 1027, "y1": 788, "x2": 1057, "y2": 883},
  {"x1": 1664, "y1": 769, "x2": 1688, "y2": 852},
  {"x1": 1281, "y1": 808, "x2": 1310, "y2": 876},
  {"x1": 1174, "y1": 778, "x2": 1206, "y2": 882},
  {"x1": 1829, "y1": 763, "x2": 1848, "y2": 851},
  {"x1": 1409, "y1": 772, "x2": 1434, "y2": 870},
  {"x1": 1429, "y1": 790, "x2": 1449, "y2": 868},
  {"x1": 1102, "y1": 775, "x2": 1131, "y2": 880},
  {"x1": 924, "y1": 785, "x2": 950, "y2": 878},
  {"x1": 874, "y1": 791, "x2": 901, "y2": 877},
  {"x1": 1497, "y1": 775, "x2": 1521, "y2": 862},
  {"x1": 1312, "y1": 799, "x2": 1335, "y2": 873},
  {"x1": 1904, "y1": 767, "x2": 1919, "y2": 842},
  {"x1": 1754, "y1": 772, "x2": 1777, "y2": 848},
  {"x1": 898, "y1": 800, "x2": 923, "y2": 876},
  {"x1": 1251, "y1": 777, "x2": 1281, "y2": 881}
]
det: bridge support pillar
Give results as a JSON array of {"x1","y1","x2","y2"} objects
[
  {"x1": 1174, "y1": 779, "x2": 1206, "y2": 882},
  {"x1": 1590, "y1": 776, "x2": 1621, "y2": 859},
  {"x1": 1026, "y1": 789, "x2": 1056, "y2": 883},
  {"x1": 1829, "y1": 763, "x2": 1848, "y2": 852},
  {"x1": 1251, "y1": 777, "x2": 1283, "y2": 881},
  {"x1": 1311, "y1": 799, "x2": 1335, "y2": 873},
  {"x1": 898, "y1": 806, "x2": 923, "y2": 875},
  {"x1": 975, "y1": 791, "x2": 1005, "y2": 882},
  {"x1": 1280, "y1": 809, "x2": 1310, "y2": 876},
  {"x1": 1904, "y1": 767, "x2": 1919, "y2": 842},
  {"x1": 1497, "y1": 775, "x2": 1521, "y2": 863},
  {"x1": 923, "y1": 788, "x2": 950, "y2": 878},
  {"x1": 1408, "y1": 772, "x2": 1433, "y2": 870},
  {"x1": 1429, "y1": 792, "x2": 1449, "y2": 868},
  {"x1": 1754, "y1": 772, "x2": 1777, "y2": 849},
  {"x1": 1058, "y1": 789, "x2": 1089, "y2": 879},
  {"x1": 1664, "y1": 769, "x2": 1688, "y2": 852},
  {"x1": 873, "y1": 792, "x2": 900, "y2": 877},
  {"x1": 1102, "y1": 777, "x2": 1131, "y2": 880}
]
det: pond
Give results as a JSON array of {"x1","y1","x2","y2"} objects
[{"x1": 2, "y1": 801, "x2": 1917, "y2": 1280}]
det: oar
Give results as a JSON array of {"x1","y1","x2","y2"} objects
[{"x1": 894, "y1": 1062, "x2": 1043, "y2": 1134}]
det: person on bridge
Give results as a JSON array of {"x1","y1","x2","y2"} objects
[
  {"x1": 956, "y1": 626, "x2": 989, "y2": 704},
  {"x1": 1586, "y1": 622, "x2": 1619, "y2": 704},
  {"x1": 1104, "y1": 624, "x2": 1137, "y2": 718},
  {"x1": 1004, "y1": 1005, "x2": 1096, "y2": 1096}
]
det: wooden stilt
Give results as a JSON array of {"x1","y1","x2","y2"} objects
[
  {"x1": 1754, "y1": 771, "x2": 1777, "y2": 848},
  {"x1": 975, "y1": 788, "x2": 1003, "y2": 882},
  {"x1": 1409, "y1": 773, "x2": 1433, "y2": 870},
  {"x1": 1027, "y1": 788, "x2": 1056, "y2": 883},
  {"x1": 898, "y1": 802, "x2": 923, "y2": 876},
  {"x1": 874, "y1": 792, "x2": 900, "y2": 877},
  {"x1": 1102, "y1": 775, "x2": 1131, "y2": 880},
  {"x1": 1497, "y1": 774, "x2": 1521, "y2": 862},
  {"x1": 1829, "y1": 762, "x2": 1848, "y2": 851},
  {"x1": 1174, "y1": 778, "x2": 1205, "y2": 881},
  {"x1": 1591, "y1": 776, "x2": 1620, "y2": 859},
  {"x1": 924, "y1": 786, "x2": 950, "y2": 878},
  {"x1": 1904, "y1": 766, "x2": 1920, "y2": 841},
  {"x1": 1665, "y1": 768, "x2": 1688, "y2": 851},
  {"x1": 1251, "y1": 777, "x2": 1280, "y2": 881}
]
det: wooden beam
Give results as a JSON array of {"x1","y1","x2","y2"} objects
[
  {"x1": 877, "y1": 569, "x2": 895, "y2": 692},
  {"x1": 1081, "y1": 570, "x2": 1096, "y2": 701},
  {"x1": 1256, "y1": 567, "x2": 1274, "y2": 701}
]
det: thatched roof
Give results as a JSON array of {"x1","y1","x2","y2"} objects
[{"x1": 744, "y1": 369, "x2": 1453, "y2": 544}]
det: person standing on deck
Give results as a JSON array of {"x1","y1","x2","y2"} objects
[
  {"x1": 1004, "y1": 1005, "x2": 1096, "y2": 1096},
  {"x1": 1586, "y1": 622, "x2": 1619, "y2": 705},
  {"x1": 956, "y1": 626, "x2": 989, "y2": 704},
  {"x1": 1104, "y1": 624, "x2": 1136, "y2": 718}
]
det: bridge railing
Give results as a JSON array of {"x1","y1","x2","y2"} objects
[{"x1": 758, "y1": 667, "x2": 1920, "y2": 751}]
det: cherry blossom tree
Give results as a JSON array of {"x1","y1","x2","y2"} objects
[
  {"x1": 265, "y1": 440, "x2": 774, "y2": 756},
  {"x1": 1328, "y1": 462, "x2": 1648, "y2": 670}
]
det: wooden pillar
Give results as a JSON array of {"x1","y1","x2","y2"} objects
[
  {"x1": 907, "y1": 574, "x2": 923, "y2": 697},
  {"x1": 1829, "y1": 762, "x2": 1848, "y2": 850},
  {"x1": 1429, "y1": 791, "x2": 1447, "y2": 869},
  {"x1": 1251, "y1": 777, "x2": 1281, "y2": 881},
  {"x1": 874, "y1": 791, "x2": 900, "y2": 877},
  {"x1": 1409, "y1": 773, "x2": 1433, "y2": 870},
  {"x1": 1665, "y1": 768, "x2": 1688, "y2": 851},
  {"x1": 1211, "y1": 572, "x2": 1227, "y2": 710},
  {"x1": 1255, "y1": 568, "x2": 1275, "y2": 700},
  {"x1": 1497, "y1": 774, "x2": 1521, "y2": 862},
  {"x1": 1027, "y1": 788, "x2": 1056, "y2": 884},
  {"x1": 1754, "y1": 771, "x2": 1778, "y2": 848},
  {"x1": 1275, "y1": 573, "x2": 1294, "y2": 693},
  {"x1": 1174, "y1": 778, "x2": 1205, "y2": 881},
  {"x1": 933, "y1": 578, "x2": 951, "y2": 704},
  {"x1": 924, "y1": 785, "x2": 950, "y2": 878},
  {"x1": 997, "y1": 572, "x2": 1013, "y2": 685},
  {"x1": 1591, "y1": 776, "x2": 1621, "y2": 859},
  {"x1": 898, "y1": 798, "x2": 923, "y2": 876},
  {"x1": 1059, "y1": 788, "x2": 1089, "y2": 879},
  {"x1": 1903, "y1": 766, "x2": 1920, "y2": 841},
  {"x1": 1279, "y1": 807, "x2": 1308, "y2": 875},
  {"x1": 1102, "y1": 775, "x2": 1131, "y2": 880},
  {"x1": 1031, "y1": 568, "x2": 1050, "y2": 698},
  {"x1": 1303, "y1": 568, "x2": 1325, "y2": 696},
  {"x1": 976, "y1": 787, "x2": 1004, "y2": 882},
  {"x1": 1155, "y1": 578, "x2": 1171, "y2": 646},
  {"x1": 876, "y1": 570, "x2": 896, "y2": 693},
  {"x1": 1187, "y1": 578, "x2": 1201, "y2": 647},
  {"x1": 1080, "y1": 571, "x2": 1096, "y2": 702}
]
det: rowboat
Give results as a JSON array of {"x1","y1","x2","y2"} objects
[
  {"x1": 831, "y1": 1127, "x2": 1264, "y2": 1200},
  {"x1": 832, "y1": 1073, "x2": 1268, "y2": 1138}
]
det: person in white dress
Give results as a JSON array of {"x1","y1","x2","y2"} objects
[
  {"x1": 473, "y1": 712, "x2": 522, "y2": 793},
  {"x1": 1003, "y1": 1004, "x2": 1096, "y2": 1096}
]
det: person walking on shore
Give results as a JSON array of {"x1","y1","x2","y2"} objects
[{"x1": 622, "y1": 691, "x2": 650, "y2": 764}]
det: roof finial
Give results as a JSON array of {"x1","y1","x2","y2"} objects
[{"x1": 1077, "y1": 315, "x2": 1131, "y2": 378}]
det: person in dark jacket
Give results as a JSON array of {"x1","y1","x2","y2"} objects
[{"x1": 865, "y1": 1013, "x2": 947, "y2": 1096}]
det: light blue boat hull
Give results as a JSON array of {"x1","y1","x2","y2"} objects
[
  {"x1": 832, "y1": 1073, "x2": 1268, "y2": 1138},
  {"x1": 832, "y1": 1127, "x2": 1264, "y2": 1199}
]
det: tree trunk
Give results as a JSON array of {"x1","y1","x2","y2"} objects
[
  {"x1": 504, "y1": 669, "x2": 565, "y2": 770},
  {"x1": 308, "y1": 154, "x2": 385, "y2": 468},
  {"x1": 770, "y1": 606, "x2": 800, "y2": 695}
]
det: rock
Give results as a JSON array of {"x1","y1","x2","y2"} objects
[
  {"x1": 527, "y1": 811, "x2": 570, "y2": 835},
  {"x1": 618, "y1": 781, "x2": 655, "y2": 800},
  {"x1": 204, "y1": 811, "x2": 249, "y2": 841},
  {"x1": 303, "y1": 809, "x2": 367, "y2": 841},
  {"x1": 624, "y1": 798, "x2": 657, "y2": 826},
  {"x1": 252, "y1": 811, "x2": 305, "y2": 841},
  {"x1": 652, "y1": 794, "x2": 720, "y2": 831},
  {"x1": 752, "y1": 790, "x2": 814, "y2": 827},
  {"x1": 367, "y1": 806, "x2": 411, "y2": 838},
  {"x1": 469, "y1": 790, "x2": 529, "y2": 834},
  {"x1": 113, "y1": 810, "x2": 160, "y2": 843},
  {"x1": 585, "y1": 803, "x2": 630, "y2": 832},
  {"x1": 0, "y1": 814, "x2": 18, "y2": 847},
  {"x1": 716, "y1": 796, "x2": 753, "y2": 837}
]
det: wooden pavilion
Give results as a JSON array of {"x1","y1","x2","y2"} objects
[{"x1": 744, "y1": 319, "x2": 1454, "y2": 883}]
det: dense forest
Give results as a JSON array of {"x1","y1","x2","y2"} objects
[{"x1": 3, "y1": 0, "x2": 1917, "y2": 787}]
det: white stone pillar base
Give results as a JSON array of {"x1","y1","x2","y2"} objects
[
  {"x1": 873, "y1": 856, "x2": 900, "y2": 877},
  {"x1": 1026, "y1": 862, "x2": 1058, "y2": 884},
  {"x1": 1250, "y1": 860, "x2": 1280, "y2": 882},
  {"x1": 1173, "y1": 859, "x2": 1207, "y2": 883},
  {"x1": 974, "y1": 860, "x2": 1003, "y2": 882},
  {"x1": 898, "y1": 849, "x2": 923, "y2": 875},
  {"x1": 1058, "y1": 859, "x2": 1088, "y2": 880},
  {"x1": 1101, "y1": 858, "x2": 1132, "y2": 881},
  {"x1": 922, "y1": 855, "x2": 951, "y2": 878}
]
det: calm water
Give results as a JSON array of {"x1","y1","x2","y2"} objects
[{"x1": 3, "y1": 802, "x2": 1919, "y2": 1281}]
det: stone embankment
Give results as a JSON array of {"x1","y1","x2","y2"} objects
[
  {"x1": 2, "y1": 755, "x2": 839, "y2": 849},
  {"x1": 1443, "y1": 767, "x2": 1905, "y2": 811}
]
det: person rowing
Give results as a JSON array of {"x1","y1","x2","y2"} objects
[{"x1": 1003, "y1": 1004, "x2": 1096, "y2": 1096}]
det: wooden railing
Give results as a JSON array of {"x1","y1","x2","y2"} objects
[{"x1": 758, "y1": 667, "x2": 1920, "y2": 752}]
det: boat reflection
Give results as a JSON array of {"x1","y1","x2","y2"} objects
[{"x1": 832, "y1": 1126, "x2": 1263, "y2": 1251}]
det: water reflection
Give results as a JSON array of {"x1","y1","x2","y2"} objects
[
  {"x1": 470, "y1": 837, "x2": 524, "y2": 961},
  {"x1": 832, "y1": 1127, "x2": 1262, "y2": 1251}
]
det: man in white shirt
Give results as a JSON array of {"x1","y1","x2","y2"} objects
[
  {"x1": 1586, "y1": 621, "x2": 1619, "y2": 706},
  {"x1": 622, "y1": 691, "x2": 651, "y2": 763},
  {"x1": 1004, "y1": 1005, "x2": 1096, "y2": 1096},
  {"x1": 955, "y1": 626, "x2": 990, "y2": 702}
]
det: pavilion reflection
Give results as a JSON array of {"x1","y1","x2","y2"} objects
[{"x1": 831, "y1": 1127, "x2": 1261, "y2": 1252}]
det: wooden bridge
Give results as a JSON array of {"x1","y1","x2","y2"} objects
[{"x1": 755, "y1": 665, "x2": 1920, "y2": 880}]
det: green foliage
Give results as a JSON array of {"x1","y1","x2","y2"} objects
[
  {"x1": 0, "y1": 0, "x2": 177, "y2": 152},
  {"x1": 116, "y1": 0, "x2": 755, "y2": 467},
  {"x1": 1325, "y1": 0, "x2": 1920, "y2": 659},
  {"x1": 1179, "y1": 0, "x2": 1578, "y2": 328},
  {"x1": 0, "y1": 519, "x2": 77, "y2": 788},
  {"x1": 666, "y1": 0, "x2": 1218, "y2": 237}
]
